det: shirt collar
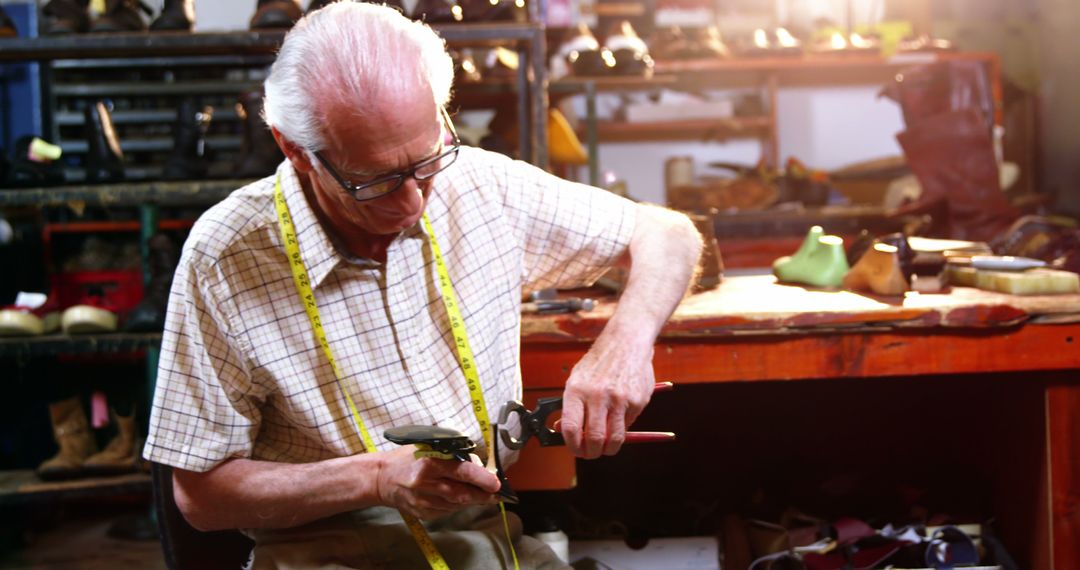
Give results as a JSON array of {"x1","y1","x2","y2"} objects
[{"x1": 275, "y1": 161, "x2": 344, "y2": 290}]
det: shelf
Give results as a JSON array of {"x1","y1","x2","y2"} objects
[
  {"x1": 0, "y1": 470, "x2": 151, "y2": 505},
  {"x1": 0, "y1": 333, "x2": 161, "y2": 359},
  {"x1": 651, "y1": 51, "x2": 998, "y2": 75},
  {"x1": 551, "y1": 74, "x2": 679, "y2": 92},
  {"x1": 52, "y1": 80, "x2": 263, "y2": 97},
  {"x1": 588, "y1": 115, "x2": 772, "y2": 142},
  {"x1": 0, "y1": 23, "x2": 545, "y2": 61},
  {"x1": 0, "y1": 180, "x2": 248, "y2": 207}
]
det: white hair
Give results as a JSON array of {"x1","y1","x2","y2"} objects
[{"x1": 262, "y1": 1, "x2": 454, "y2": 152}]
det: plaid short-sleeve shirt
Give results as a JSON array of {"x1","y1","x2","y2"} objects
[{"x1": 143, "y1": 147, "x2": 636, "y2": 472}]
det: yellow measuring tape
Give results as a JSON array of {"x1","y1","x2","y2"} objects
[{"x1": 274, "y1": 177, "x2": 518, "y2": 570}]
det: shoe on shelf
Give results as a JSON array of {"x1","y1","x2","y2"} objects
[
  {"x1": 738, "y1": 27, "x2": 803, "y2": 57},
  {"x1": 250, "y1": 0, "x2": 302, "y2": 30},
  {"x1": 61, "y1": 286, "x2": 120, "y2": 334},
  {"x1": 810, "y1": 31, "x2": 880, "y2": 56},
  {"x1": 82, "y1": 409, "x2": 139, "y2": 475},
  {"x1": 84, "y1": 100, "x2": 125, "y2": 184},
  {"x1": 41, "y1": 0, "x2": 89, "y2": 35},
  {"x1": 604, "y1": 21, "x2": 654, "y2": 77},
  {"x1": 0, "y1": 5, "x2": 18, "y2": 37},
  {"x1": 0, "y1": 292, "x2": 61, "y2": 337},
  {"x1": 149, "y1": 0, "x2": 193, "y2": 31},
  {"x1": 162, "y1": 99, "x2": 213, "y2": 181},
  {"x1": 773, "y1": 225, "x2": 850, "y2": 288},
  {"x1": 124, "y1": 233, "x2": 178, "y2": 332},
  {"x1": 235, "y1": 90, "x2": 285, "y2": 178},
  {"x1": 557, "y1": 23, "x2": 607, "y2": 78},
  {"x1": 37, "y1": 397, "x2": 98, "y2": 481},
  {"x1": 6, "y1": 136, "x2": 65, "y2": 188},
  {"x1": 843, "y1": 242, "x2": 909, "y2": 296},
  {"x1": 89, "y1": 0, "x2": 152, "y2": 33}
]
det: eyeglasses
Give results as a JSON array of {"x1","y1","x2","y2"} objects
[{"x1": 314, "y1": 107, "x2": 461, "y2": 202}]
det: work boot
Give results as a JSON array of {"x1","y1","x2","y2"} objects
[
  {"x1": 894, "y1": 109, "x2": 1020, "y2": 242},
  {"x1": 37, "y1": 397, "x2": 98, "y2": 481},
  {"x1": 6, "y1": 136, "x2": 65, "y2": 188},
  {"x1": 0, "y1": 5, "x2": 17, "y2": 37},
  {"x1": 150, "y1": 0, "x2": 194, "y2": 31},
  {"x1": 89, "y1": 0, "x2": 151, "y2": 33},
  {"x1": 41, "y1": 0, "x2": 90, "y2": 35},
  {"x1": 82, "y1": 409, "x2": 139, "y2": 475},
  {"x1": 84, "y1": 100, "x2": 125, "y2": 184},
  {"x1": 125, "y1": 234, "x2": 178, "y2": 332},
  {"x1": 235, "y1": 91, "x2": 285, "y2": 178},
  {"x1": 162, "y1": 99, "x2": 213, "y2": 181},
  {"x1": 249, "y1": 0, "x2": 302, "y2": 30}
]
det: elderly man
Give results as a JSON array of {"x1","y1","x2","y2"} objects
[{"x1": 143, "y1": 2, "x2": 700, "y2": 568}]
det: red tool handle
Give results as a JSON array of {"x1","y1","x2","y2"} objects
[
  {"x1": 653, "y1": 382, "x2": 674, "y2": 392},
  {"x1": 625, "y1": 431, "x2": 676, "y2": 443}
]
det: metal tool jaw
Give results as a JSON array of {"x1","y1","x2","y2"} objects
[
  {"x1": 384, "y1": 425, "x2": 477, "y2": 462},
  {"x1": 497, "y1": 397, "x2": 565, "y2": 450}
]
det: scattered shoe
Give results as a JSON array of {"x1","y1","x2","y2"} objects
[
  {"x1": 149, "y1": 0, "x2": 194, "y2": 31},
  {"x1": 89, "y1": 0, "x2": 152, "y2": 33},
  {"x1": 162, "y1": 99, "x2": 213, "y2": 180},
  {"x1": 6, "y1": 136, "x2": 65, "y2": 188},
  {"x1": 249, "y1": 0, "x2": 302, "y2": 30},
  {"x1": 0, "y1": 292, "x2": 61, "y2": 336},
  {"x1": 40, "y1": 0, "x2": 89, "y2": 35},
  {"x1": 84, "y1": 100, "x2": 125, "y2": 183},
  {"x1": 82, "y1": 409, "x2": 139, "y2": 475},
  {"x1": 773, "y1": 225, "x2": 850, "y2": 288},
  {"x1": 124, "y1": 234, "x2": 178, "y2": 332},
  {"x1": 37, "y1": 397, "x2": 98, "y2": 481},
  {"x1": 843, "y1": 242, "x2": 909, "y2": 296},
  {"x1": 235, "y1": 90, "x2": 285, "y2": 178}
]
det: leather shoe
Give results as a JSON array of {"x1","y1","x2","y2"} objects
[
  {"x1": 89, "y1": 0, "x2": 151, "y2": 33},
  {"x1": 150, "y1": 0, "x2": 193, "y2": 31},
  {"x1": 604, "y1": 21, "x2": 654, "y2": 77},
  {"x1": 41, "y1": 0, "x2": 90, "y2": 35}
]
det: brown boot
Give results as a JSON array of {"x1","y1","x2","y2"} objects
[
  {"x1": 83, "y1": 410, "x2": 139, "y2": 475},
  {"x1": 37, "y1": 397, "x2": 97, "y2": 481}
]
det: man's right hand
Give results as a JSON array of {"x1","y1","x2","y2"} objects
[{"x1": 374, "y1": 446, "x2": 501, "y2": 520}]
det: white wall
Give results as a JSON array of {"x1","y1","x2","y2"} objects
[{"x1": 593, "y1": 85, "x2": 906, "y2": 205}]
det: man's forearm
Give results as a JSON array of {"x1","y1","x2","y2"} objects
[
  {"x1": 172, "y1": 454, "x2": 384, "y2": 532},
  {"x1": 606, "y1": 204, "x2": 701, "y2": 345}
]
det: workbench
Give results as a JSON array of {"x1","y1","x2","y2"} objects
[{"x1": 507, "y1": 273, "x2": 1080, "y2": 569}]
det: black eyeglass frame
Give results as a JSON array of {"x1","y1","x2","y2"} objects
[{"x1": 313, "y1": 107, "x2": 461, "y2": 202}]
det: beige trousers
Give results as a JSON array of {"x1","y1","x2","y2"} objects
[{"x1": 246, "y1": 505, "x2": 570, "y2": 570}]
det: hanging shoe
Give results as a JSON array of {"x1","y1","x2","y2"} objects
[
  {"x1": 37, "y1": 397, "x2": 98, "y2": 481},
  {"x1": 89, "y1": 0, "x2": 152, "y2": 33},
  {"x1": 604, "y1": 21, "x2": 654, "y2": 77},
  {"x1": 6, "y1": 136, "x2": 65, "y2": 188},
  {"x1": 82, "y1": 409, "x2": 139, "y2": 475},
  {"x1": 124, "y1": 234, "x2": 178, "y2": 332},
  {"x1": 250, "y1": 0, "x2": 302, "y2": 30},
  {"x1": 162, "y1": 99, "x2": 213, "y2": 180},
  {"x1": 0, "y1": 5, "x2": 17, "y2": 37},
  {"x1": 235, "y1": 90, "x2": 285, "y2": 178},
  {"x1": 40, "y1": 0, "x2": 89, "y2": 35},
  {"x1": 149, "y1": 0, "x2": 194, "y2": 31},
  {"x1": 84, "y1": 100, "x2": 125, "y2": 184},
  {"x1": 773, "y1": 226, "x2": 850, "y2": 288}
]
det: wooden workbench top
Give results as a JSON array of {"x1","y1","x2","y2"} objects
[{"x1": 522, "y1": 273, "x2": 1080, "y2": 342}]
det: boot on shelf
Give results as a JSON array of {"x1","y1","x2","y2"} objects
[
  {"x1": 37, "y1": 397, "x2": 98, "y2": 481},
  {"x1": 250, "y1": 0, "x2": 302, "y2": 30},
  {"x1": 89, "y1": 0, "x2": 152, "y2": 33},
  {"x1": 84, "y1": 100, "x2": 125, "y2": 184},
  {"x1": 894, "y1": 109, "x2": 1020, "y2": 242},
  {"x1": 0, "y1": 5, "x2": 17, "y2": 37},
  {"x1": 82, "y1": 409, "x2": 139, "y2": 475},
  {"x1": 41, "y1": 0, "x2": 90, "y2": 35},
  {"x1": 162, "y1": 99, "x2": 213, "y2": 181},
  {"x1": 125, "y1": 234, "x2": 178, "y2": 332},
  {"x1": 604, "y1": 21, "x2": 654, "y2": 77},
  {"x1": 235, "y1": 91, "x2": 285, "y2": 178},
  {"x1": 150, "y1": 0, "x2": 194, "y2": 31}
]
